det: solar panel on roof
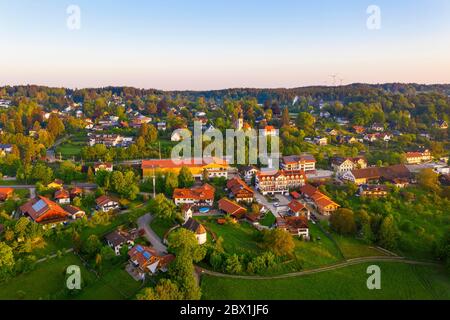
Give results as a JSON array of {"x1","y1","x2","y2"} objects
[
  {"x1": 143, "y1": 251, "x2": 151, "y2": 259},
  {"x1": 31, "y1": 200, "x2": 47, "y2": 212},
  {"x1": 136, "y1": 245, "x2": 143, "y2": 252}
]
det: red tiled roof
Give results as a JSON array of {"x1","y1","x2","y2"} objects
[
  {"x1": 288, "y1": 200, "x2": 306, "y2": 213},
  {"x1": 54, "y1": 189, "x2": 70, "y2": 199},
  {"x1": 173, "y1": 184, "x2": 215, "y2": 201},
  {"x1": 142, "y1": 157, "x2": 228, "y2": 169},
  {"x1": 96, "y1": 195, "x2": 118, "y2": 206},
  {"x1": 19, "y1": 196, "x2": 69, "y2": 223},
  {"x1": 218, "y1": 198, "x2": 247, "y2": 217}
]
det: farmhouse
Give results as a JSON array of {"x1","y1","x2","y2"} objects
[
  {"x1": 331, "y1": 156, "x2": 368, "y2": 176},
  {"x1": 218, "y1": 198, "x2": 247, "y2": 218},
  {"x1": 226, "y1": 177, "x2": 254, "y2": 203},
  {"x1": 287, "y1": 200, "x2": 310, "y2": 219},
  {"x1": 173, "y1": 184, "x2": 215, "y2": 207},
  {"x1": 342, "y1": 164, "x2": 411, "y2": 186},
  {"x1": 299, "y1": 184, "x2": 340, "y2": 216},
  {"x1": 105, "y1": 229, "x2": 137, "y2": 255},
  {"x1": 128, "y1": 245, "x2": 174, "y2": 280},
  {"x1": 54, "y1": 189, "x2": 71, "y2": 205},
  {"x1": 96, "y1": 195, "x2": 120, "y2": 212},
  {"x1": 19, "y1": 196, "x2": 70, "y2": 225},
  {"x1": 276, "y1": 216, "x2": 309, "y2": 239},
  {"x1": 63, "y1": 205, "x2": 86, "y2": 220}
]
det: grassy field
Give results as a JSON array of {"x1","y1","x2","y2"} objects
[
  {"x1": 333, "y1": 235, "x2": 389, "y2": 259},
  {"x1": 56, "y1": 141, "x2": 84, "y2": 159},
  {"x1": 201, "y1": 262, "x2": 450, "y2": 300},
  {"x1": 0, "y1": 253, "x2": 95, "y2": 300},
  {"x1": 259, "y1": 212, "x2": 276, "y2": 227}
]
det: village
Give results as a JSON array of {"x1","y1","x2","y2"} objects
[{"x1": 0, "y1": 85, "x2": 449, "y2": 301}]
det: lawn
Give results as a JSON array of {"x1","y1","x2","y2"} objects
[
  {"x1": 333, "y1": 235, "x2": 389, "y2": 259},
  {"x1": 0, "y1": 253, "x2": 95, "y2": 300},
  {"x1": 151, "y1": 218, "x2": 177, "y2": 239},
  {"x1": 56, "y1": 141, "x2": 84, "y2": 159},
  {"x1": 201, "y1": 262, "x2": 450, "y2": 300},
  {"x1": 197, "y1": 217, "x2": 263, "y2": 256},
  {"x1": 259, "y1": 212, "x2": 276, "y2": 227}
]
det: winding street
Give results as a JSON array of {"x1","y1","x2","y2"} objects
[
  {"x1": 137, "y1": 213, "x2": 168, "y2": 254},
  {"x1": 195, "y1": 256, "x2": 442, "y2": 280}
]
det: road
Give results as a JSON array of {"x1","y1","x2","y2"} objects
[
  {"x1": 137, "y1": 213, "x2": 168, "y2": 254},
  {"x1": 196, "y1": 256, "x2": 441, "y2": 280}
]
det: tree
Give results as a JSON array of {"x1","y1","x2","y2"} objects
[
  {"x1": 178, "y1": 166, "x2": 195, "y2": 188},
  {"x1": 165, "y1": 172, "x2": 179, "y2": 195},
  {"x1": 151, "y1": 194, "x2": 178, "y2": 221},
  {"x1": 281, "y1": 107, "x2": 290, "y2": 127},
  {"x1": 417, "y1": 168, "x2": 440, "y2": 192},
  {"x1": 225, "y1": 254, "x2": 243, "y2": 274},
  {"x1": 47, "y1": 113, "x2": 65, "y2": 138},
  {"x1": 137, "y1": 279, "x2": 184, "y2": 300},
  {"x1": 330, "y1": 208, "x2": 357, "y2": 235},
  {"x1": 0, "y1": 242, "x2": 15, "y2": 276},
  {"x1": 168, "y1": 228, "x2": 206, "y2": 262},
  {"x1": 296, "y1": 112, "x2": 316, "y2": 134},
  {"x1": 31, "y1": 162, "x2": 54, "y2": 184},
  {"x1": 262, "y1": 228, "x2": 295, "y2": 257},
  {"x1": 378, "y1": 215, "x2": 399, "y2": 250},
  {"x1": 83, "y1": 235, "x2": 102, "y2": 257}
]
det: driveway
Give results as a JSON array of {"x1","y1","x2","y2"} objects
[
  {"x1": 254, "y1": 191, "x2": 283, "y2": 217},
  {"x1": 137, "y1": 213, "x2": 168, "y2": 254}
]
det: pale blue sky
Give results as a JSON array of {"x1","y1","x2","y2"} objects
[{"x1": 1, "y1": 0, "x2": 449, "y2": 89}]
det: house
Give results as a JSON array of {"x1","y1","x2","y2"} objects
[
  {"x1": 142, "y1": 157, "x2": 229, "y2": 180},
  {"x1": 157, "y1": 122, "x2": 167, "y2": 131},
  {"x1": 47, "y1": 179, "x2": 64, "y2": 190},
  {"x1": 434, "y1": 120, "x2": 448, "y2": 130},
  {"x1": 379, "y1": 133, "x2": 392, "y2": 142},
  {"x1": 173, "y1": 184, "x2": 215, "y2": 207},
  {"x1": 325, "y1": 128, "x2": 339, "y2": 136},
  {"x1": 96, "y1": 195, "x2": 120, "y2": 212},
  {"x1": 0, "y1": 144, "x2": 13, "y2": 156},
  {"x1": 363, "y1": 133, "x2": 378, "y2": 143},
  {"x1": 181, "y1": 204, "x2": 194, "y2": 222},
  {"x1": 63, "y1": 205, "x2": 86, "y2": 220},
  {"x1": 182, "y1": 218, "x2": 207, "y2": 245},
  {"x1": 281, "y1": 154, "x2": 316, "y2": 173},
  {"x1": 239, "y1": 165, "x2": 259, "y2": 181},
  {"x1": 405, "y1": 150, "x2": 432, "y2": 164},
  {"x1": 352, "y1": 126, "x2": 366, "y2": 134},
  {"x1": 299, "y1": 184, "x2": 340, "y2": 216},
  {"x1": 256, "y1": 170, "x2": 306, "y2": 195},
  {"x1": 226, "y1": 177, "x2": 254, "y2": 203},
  {"x1": 54, "y1": 189, "x2": 71, "y2": 205},
  {"x1": 262, "y1": 126, "x2": 277, "y2": 137},
  {"x1": 171, "y1": 131, "x2": 183, "y2": 142},
  {"x1": 287, "y1": 200, "x2": 310, "y2": 219},
  {"x1": 105, "y1": 229, "x2": 137, "y2": 255},
  {"x1": 19, "y1": 196, "x2": 70, "y2": 225},
  {"x1": 88, "y1": 134, "x2": 133, "y2": 147},
  {"x1": 94, "y1": 162, "x2": 114, "y2": 173},
  {"x1": 0, "y1": 187, "x2": 13, "y2": 201},
  {"x1": 276, "y1": 216, "x2": 309, "y2": 239},
  {"x1": 342, "y1": 164, "x2": 411, "y2": 186},
  {"x1": 331, "y1": 157, "x2": 368, "y2": 176},
  {"x1": 128, "y1": 245, "x2": 174, "y2": 280},
  {"x1": 371, "y1": 123, "x2": 385, "y2": 132},
  {"x1": 358, "y1": 185, "x2": 388, "y2": 197},
  {"x1": 70, "y1": 187, "x2": 83, "y2": 199},
  {"x1": 218, "y1": 198, "x2": 247, "y2": 218},
  {"x1": 313, "y1": 136, "x2": 328, "y2": 146}
]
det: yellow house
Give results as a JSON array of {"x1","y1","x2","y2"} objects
[
  {"x1": 142, "y1": 157, "x2": 229, "y2": 180},
  {"x1": 47, "y1": 179, "x2": 64, "y2": 190}
]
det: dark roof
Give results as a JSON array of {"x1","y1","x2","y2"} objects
[{"x1": 182, "y1": 218, "x2": 206, "y2": 235}]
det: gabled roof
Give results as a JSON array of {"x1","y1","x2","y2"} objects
[
  {"x1": 96, "y1": 195, "x2": 119, "y2": 206},
  {"x1": 218, "y1": 198, "x2": 247, "y2": 217},
  {"x1": 19, "y1": 196, "x2": 69, "y2": 223},
  {"x1": 226, "y1": 178, "x2": 253, "y2": 197},
  {"x1": 142, "y1": 157, "x2": 228, "y2": 170},
  {"x1": 173, "y1": 184, "x2": 215, "y2": 201},
  {"x1": 182, "y1": 218, "x2": 207, "y2": 235},
  {"x1": 54, "y1": 189, "x2": 70, "y2": 199},
  {"x1": 288, "y1": 200, "x2": 306, "y2": 213}
]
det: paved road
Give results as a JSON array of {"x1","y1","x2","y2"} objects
[
  {"x1": 196, "y1": 256, "x2": 442, "y2": 280},
  {"x1": 137, "y1": 213, "x2": 168, "y2": 254}
]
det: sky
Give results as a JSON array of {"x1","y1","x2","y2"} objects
[{"x1": 0, "y1": 0, "x2": 450, "y2": 90}]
